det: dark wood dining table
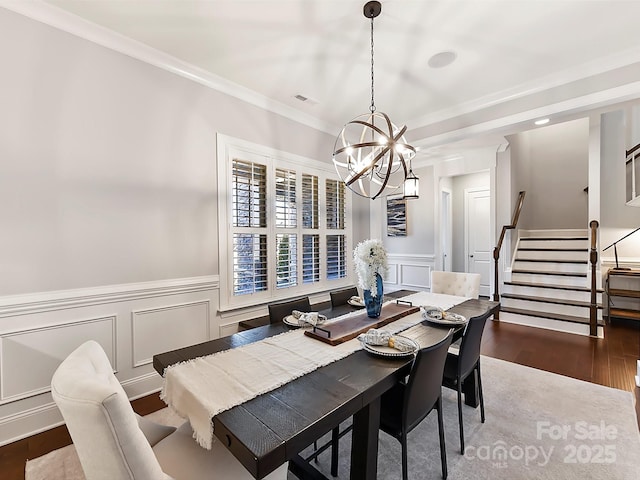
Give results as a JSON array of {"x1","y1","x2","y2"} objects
[{"x1": 153, "y1": 297, "x2": 499, "y2": 480}]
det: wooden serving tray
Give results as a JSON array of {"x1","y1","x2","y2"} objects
[{"x1": 304, "y1": 301, "x2": 420, "y2": 345}]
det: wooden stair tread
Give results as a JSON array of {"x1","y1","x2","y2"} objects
[
  {"x1": 512, "y1": 269, "x2": 587, "y2": 277},
  {"x1": 515, "y1": 258, "x2": 588, "y2": 264},
  {"x1": 505, "y1": 281, "x2": 604, "y2": 293},
  {"x1": 501, "y1": 293, "x2": 603, "y2": 309},
  {"x1": 520, "y1": 237, "x2": 588, "y2": 241},
  {"x1": 501, "y1": 306, "x2": 604, "y2": 325},
  {"x1": 505, "y1": 281, "x2": 601, "y2": 292},
  {"x1": 518, "y1": 248, "x2": 588, "y2": 252}
]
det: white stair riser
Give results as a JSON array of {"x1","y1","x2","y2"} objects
[
  {"x1": 511, "y1": 272, "x2": 588, "y2": 287},
  {"x1": 517, "y1": 250, "x2": 588, "y2": 261},
  {"x1": 502, "y1": 298, "x2": 603, "y2": 319},
  {"x1": 513, "y1": 260, "x2": 588, "y2": 273},
  {"x1": 498, "y1": 312, "x2": 604, "y2": 338},
  {"x1": 502, "y1": 284, "x2": 601, "y2": 303},
  {"x1": 519, "y1": 239, "x2": 588, "y2": 249}
]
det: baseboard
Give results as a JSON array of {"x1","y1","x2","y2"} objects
[
  {"x1": 0, "y1": 373, "x2": 164, "y2": 447},
  {"x1": 497, "y1": 311, "x2": 604, "y2": 338}
]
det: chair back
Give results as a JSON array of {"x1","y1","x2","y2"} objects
[
  {"x1": 403, "y1": 331, "x2": 454, "y2": 432},
  {"x1": 457, "y1": 311, "x2": 491, "y2": 379},
  {"x1": 268, "y1": 297, "x2": 311, "y2": 324},
  {"x1": 51, "y1": 341, "x2": 171, "y2": 480},
  {"x1": 431, "y1": 271, "x2": 481, "y2": 298},
  {"x1": 330, "y1": 286, "x2": 359, "y2": 308}
]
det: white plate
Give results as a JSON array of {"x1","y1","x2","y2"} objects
[
  {"x1": 283, "y1": 314, "x2": 327, "y2": 328},
  {"x1": 360, "y1": 335, "x2": 419, "y2": 358},
  {"x1": 423, "y1": 312, "x2": 467, "y2": 325},
  {"x1": 347, "y1": 297, "x2": 365, "y2": 307}
]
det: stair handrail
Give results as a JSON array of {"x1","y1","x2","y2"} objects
[
  {"x1": 589, "y1": 220, "x2": 599, "y2": 337},
  {"x1": 626, "y1": 142, "x2": 640, "y2": 159},
  {"x1": 493, "y1": 191, "x2": 526, "y2": 312}
]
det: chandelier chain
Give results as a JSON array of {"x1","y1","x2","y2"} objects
[{"x1": 370, "y1": 15, "x2": 375, "y2": 113}]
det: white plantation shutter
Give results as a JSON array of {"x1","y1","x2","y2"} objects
[
  {"x1": 326, "y1": 179, "x2": 345, "y2": 230},
  {"x1": 302, "y1": 234, "x2": 320, "y2": 284},
  {"x1": 232, "y1": 233, "x2": 268, "y2": 294},
  {"x1": 326, "y1": 179, "x2": 346, "y2": 280},
  {"x1": 326, "y1": 234, "x2": 347, "y2": 279},
  {"x1": 276, "y1": 233, "x2": 298, "y2": 288},
  {"x1": 275, "y1": 168, "x2": 297, "y2": 228},
  {"x1": 218, "y1": 135, "x2": 352, "y2": 308},
  {"x1": 232, "y1": 159, "x2": 266, "y2": 228},
  {"x1": 231, "y1": 159, "x2": 268, "y2": 295},
  {"x1": 302, "y1": 174, "x2": 319, "y2": 229}
]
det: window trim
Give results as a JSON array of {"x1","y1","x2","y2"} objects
[{"x1": 217, "y1": 134, "x2": 353, "y2": 311}]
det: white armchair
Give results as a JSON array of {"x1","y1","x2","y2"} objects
[
  {"x1": 431, "y1": 271, "x2": 481, "y2": 299},
  {"x1": 51, "y1": 340, "x2": 288, "y2": 480}
]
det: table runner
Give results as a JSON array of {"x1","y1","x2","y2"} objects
[{"x1": 161, "y1": 292, "x2": 467, "y2": 448}]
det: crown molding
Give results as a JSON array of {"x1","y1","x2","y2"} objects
[
  {"x1": 408, "y1": 46, "x2": 640, "y2": 130},
  {"x1": 0, "y1": 0, "x2": 337, "y2": 135},
  {"x1": 412, "y1": 80, "x2": 640, "y2": 150}
]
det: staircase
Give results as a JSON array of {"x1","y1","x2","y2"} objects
[{"x1": 499, "y1": 230, "x2": 604, "y2": 337}]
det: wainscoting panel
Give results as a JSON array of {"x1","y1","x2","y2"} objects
[
  {"x1": 386, "y1": 254, "x2": 436, "y2": 292},
  {"x1": 132, "y1": 301, "x2": 210, "y2": 367},
  {"x1": 0, "y1": 275, "x2": 219, "y2": 447},
  {"x1": 0, "y1": 316, "x2": 116, "y2": 405},
  {"x1": 400, "y1": 264, "x2": 432, "y2": 290}
]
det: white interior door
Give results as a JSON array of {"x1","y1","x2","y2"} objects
[
  {"x1": 465, "y1": 188, "x2": 491, "y2": 297},
  {"x1": 440, "y1": 190, "x2": 452, "y2": 271}
]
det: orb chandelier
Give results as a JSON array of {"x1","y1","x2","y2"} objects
[{"x1": 332, "y1": 1, "x2": 418, "y2": 200}]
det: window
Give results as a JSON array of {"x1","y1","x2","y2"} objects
[{"x1": 218, "y1": 135, "x2": 352, "y2": 309}]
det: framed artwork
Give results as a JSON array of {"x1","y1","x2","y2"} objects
[{"x1": 386, "y1": 197, "x2": 407, "y2": 236}]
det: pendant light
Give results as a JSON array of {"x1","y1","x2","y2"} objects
[{"x1": 332, "y1": 1, "x2": 418, "y2": 200}]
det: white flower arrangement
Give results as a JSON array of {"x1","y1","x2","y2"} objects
[{"x1": 353, "y1": 239, "x2": 388, "y2": 297}]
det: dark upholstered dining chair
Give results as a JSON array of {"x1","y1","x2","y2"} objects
[
  {"x1": 268, "y1": 297, "x2": 311, "y2": 324},
  {"x1": 442, "y1": 311, "x2": 491, "y2": 453},
  {"x1": 379, "y1": 330, "x2": 454, "y2": 480},
  {"x1": 329, "y1": 286, "x2": 359, "y2": 308}
]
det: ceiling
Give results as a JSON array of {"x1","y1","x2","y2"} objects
[{"x1": 10, "y1": 0, "x2": 640, "y2": 152}]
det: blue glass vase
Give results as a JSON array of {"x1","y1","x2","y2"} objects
[{"x1": 363, "y1": 273, "x2": 384, "y2": 318}]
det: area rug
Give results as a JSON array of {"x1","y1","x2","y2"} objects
[{"x1": 25, "y1": 356, "x2": 640, "y2": 480}]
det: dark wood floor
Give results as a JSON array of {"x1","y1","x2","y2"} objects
[{"x1": 2, "y1": 318, "x2": 638, "y2": 480}]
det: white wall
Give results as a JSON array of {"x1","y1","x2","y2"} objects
[
  {"x1": 0, "y1": 8, "x2": 341, "y2": 445},
  {"x1": 600, "y1": 110, "x2": 640, "y2": 266},
  {"x1": 451, "y1": 171, "x2": 491, "y2": 272},
  {"x1": 0, "y1": 7, "x2": 336, "y2": 296},
  {"x1": 376, "y1": 164, "x2": 436, "y2": 293},
  {"x1": 506, "y1": 118, "x2": 589, "y2": 230}
]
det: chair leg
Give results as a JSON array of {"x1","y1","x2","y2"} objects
[
  {"x1": 456, "y1": 382, "x2": 465, "y2": 454},
  {"x1": 436, "y1": 397, "x2": 448, "y2": 479},
  {"x1": 313, "y1": 440, "x2": 318, "y2": 463},
  {"x1": 330, "y1": 426, "x2": 339, "y2": 476},
  {"x1": 401, "y1": 431, "x2": 408, "y2": 480},
  {"x1": 477, "y1": 362, "x2": 485, "y2": 423}
]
